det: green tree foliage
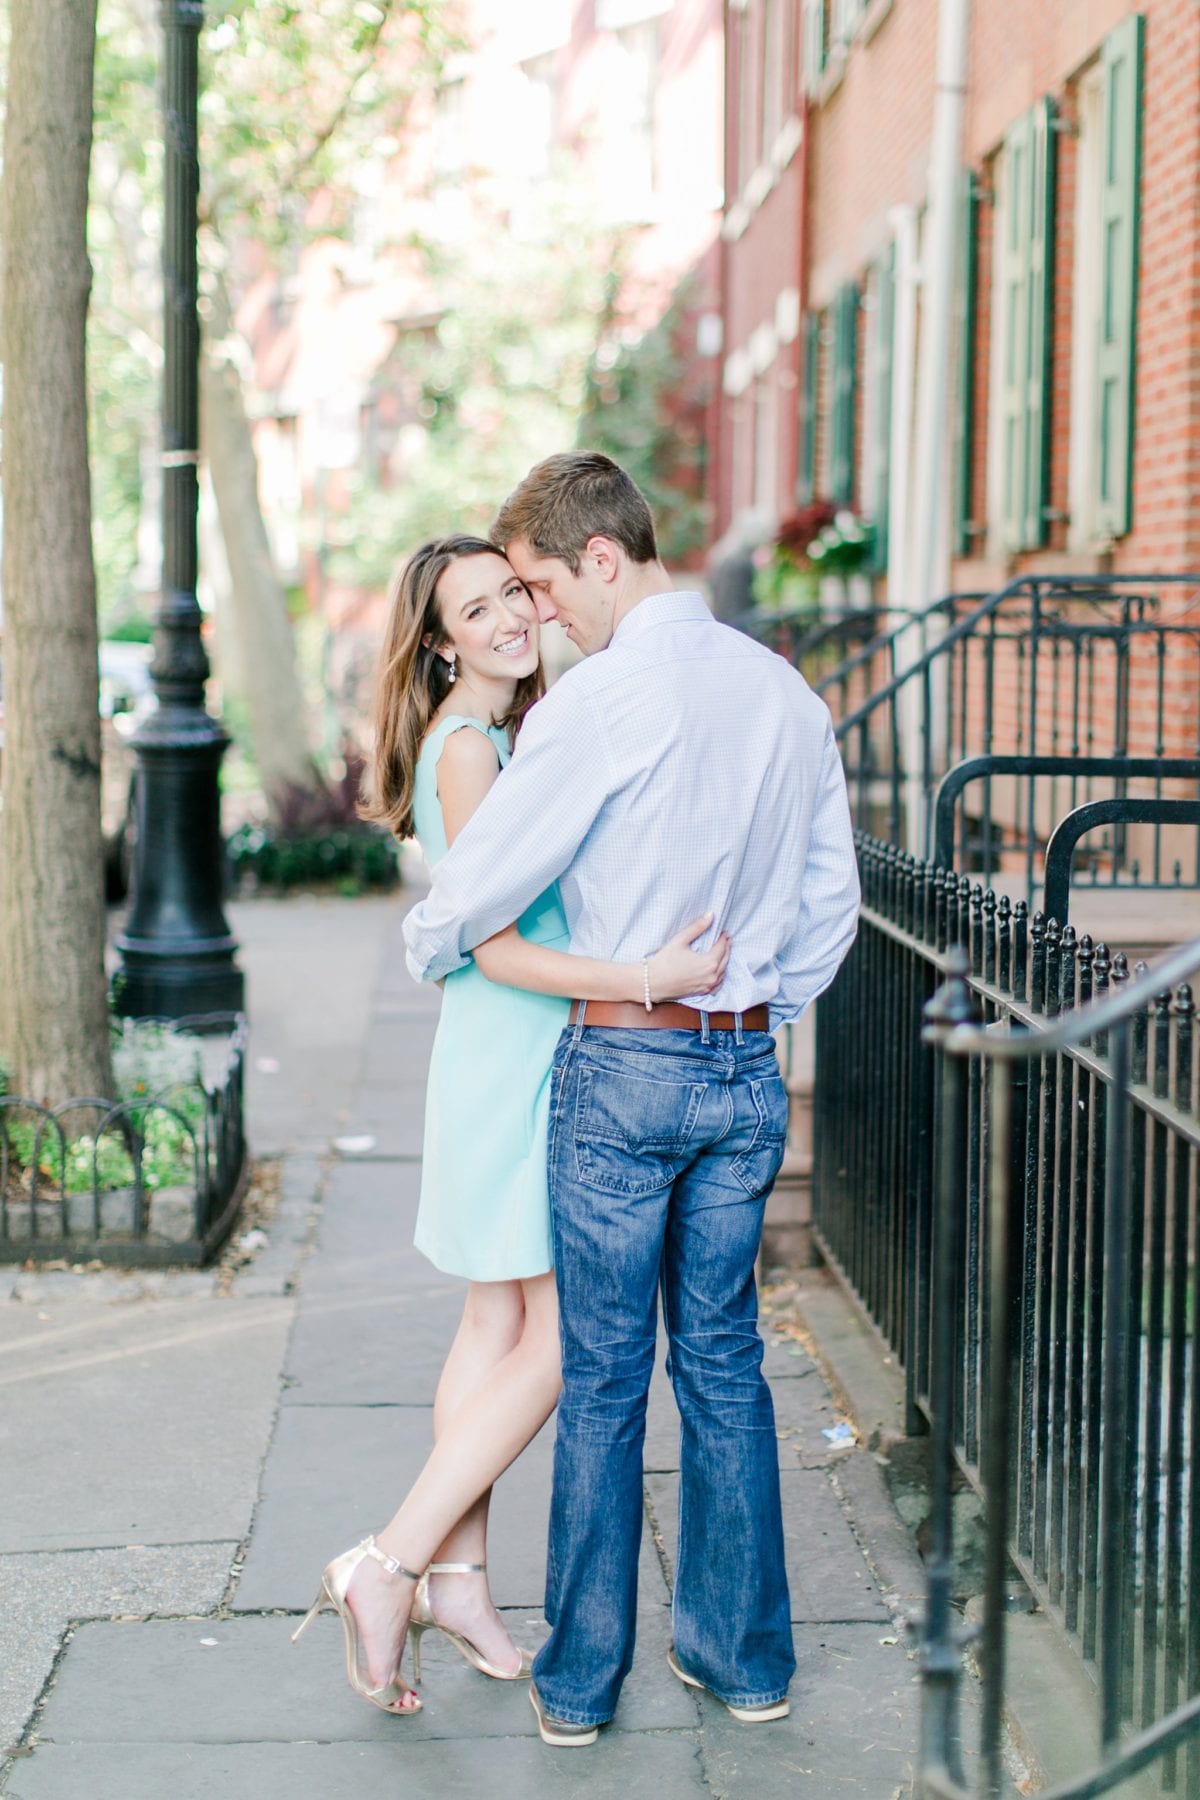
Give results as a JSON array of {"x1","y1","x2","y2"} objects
[
  {"x1": 327, "y1": 197, "x2": 620, "y2": 586},
  {"x1": 84, "y1": 0, "x2": 460, "y2": 623},
  {"x1": 578, "y1": 276, "x2": 711, "y2": 567},
  {"x1": 199, "y1": 0, "x2": 460, "y2": 247}
]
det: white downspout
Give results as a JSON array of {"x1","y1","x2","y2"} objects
[
  {"x1": 886, "y1": 204, "x2": 919, "y2": 629},
  {"x1": 902, "y1": 0, "x2": 970, "y2": 855}
]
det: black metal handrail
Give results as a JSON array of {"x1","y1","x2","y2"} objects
[
  {"x1": 823, "y1": 574, "x2": 1200, "y2": 890},
  {"x1": 1042, "y1": 798, "x2": 1200, "y2": 927},
  {"x1": 738, "y1": 603, "x2": 880, "y2": 669},
  {"x1": 931, "y1": 754, "x2": 1200, "y2": 905},
  {"x1": 808, "y1": 590, "x2": 984, "y2": 706},
  {"x1": 921, "y1": 940, "x2": 1200, "y2": 1799}
]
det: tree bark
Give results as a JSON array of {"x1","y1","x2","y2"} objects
[
  {"x1": 198, "y1": 470, "x2": 247, "y2": 708},
  {"x1": 0, "y1": 0, "x2": 114, "y2": 1104},
  {"x1": 201, "y1": 271, "x2": 328, "y2": 821}
]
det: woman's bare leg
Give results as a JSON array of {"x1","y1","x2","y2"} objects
[
  {"x1": 429, "y1": 1278, "x2": 528, "y2": 1560},
  {"x1": 348, "y1": 1270, "x2": 560, "y2": 1691},
  {"x1": 422, "y1": 1281, "x2": 527, "y2": 1672}
]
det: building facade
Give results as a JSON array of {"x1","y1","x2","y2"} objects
[{"x1": 716, "y1": 0, "x2": 1200, "y2": 593}]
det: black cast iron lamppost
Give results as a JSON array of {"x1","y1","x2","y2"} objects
[{"x1": 115, "y1": 0, "x2": 244, "y2": 1020}]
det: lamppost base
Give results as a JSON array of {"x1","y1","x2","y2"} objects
[{"x1": 112, "y1": 939, "x2": 245, "y2": 1025}]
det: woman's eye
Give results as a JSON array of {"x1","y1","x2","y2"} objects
[{"x1": 468, "y1": 605, "x2": 485, "y2": 619}]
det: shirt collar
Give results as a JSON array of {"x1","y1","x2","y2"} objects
[{"x1": 610, "y1": 590, "x2": 710, "y2": 646}]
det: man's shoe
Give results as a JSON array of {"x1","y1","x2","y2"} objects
[
  {"x1": 667, "y1": 1646, "x2": 790, "y2": 1722},
  {"x1": 529, "y1": 1683, "x2": 600, "y2": 1747}
]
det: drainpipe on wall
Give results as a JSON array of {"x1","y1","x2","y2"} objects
[
  {"x1": 788, "y1": 95, "x2": 811, "y2": 508},
  {"x1": 902, "y1": 0, "x2": 970, "y2": 856},
  {"x1": 886, "y1": 204, "x2": 920, "y2": 626}
]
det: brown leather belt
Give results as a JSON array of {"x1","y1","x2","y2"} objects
[{"x1": 568, "y1": 1000, "x2": 771, "y2": 1032}]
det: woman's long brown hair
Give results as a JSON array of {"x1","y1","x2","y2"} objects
[{"x1": 360, "y1": 535, "x2": 545, "y2": 840}]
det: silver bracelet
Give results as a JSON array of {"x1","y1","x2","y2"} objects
[{"x1": 642, "y1": 959, "x2": 654, "y2": 1012}]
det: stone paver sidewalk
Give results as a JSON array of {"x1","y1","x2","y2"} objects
[{"x1": 1, "y1": 895, "x2": 926, "y2": 1800}]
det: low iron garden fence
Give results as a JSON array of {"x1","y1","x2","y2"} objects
[{"x1": 0, "y1": 1013, "x2": 248, "y2": 1266}]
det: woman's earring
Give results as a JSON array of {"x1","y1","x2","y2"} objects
[{"x1": 445, "y1": 657, "x2": 456, "y2": 684}]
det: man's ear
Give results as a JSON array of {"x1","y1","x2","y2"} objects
[{"x1": 584, "y1": 535, "x2": 621, "y2": 582}]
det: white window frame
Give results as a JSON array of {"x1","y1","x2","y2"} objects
[
  {"x1": 802, "y1": 0, "x2": 825, "y2": 98},
  {"x1": 753, "y1": 372, "x2": 781, "y2": 521},
  {"x1": 735, "y1": 4, "x2": 756, "y2": 196},
  {"x1": 859, "y1": 265, "x2": 880, "y2": 521},
  {"x1": 761, "y1": 0, "x2": 786, "y2": 159},
  {"x1": 595, "y1": 0, "x2": 670, "y2": 27},
  {"x1": 832, "y1": 0, "x2": 867, "y2": 49}
]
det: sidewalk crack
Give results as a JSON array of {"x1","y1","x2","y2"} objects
[
  {"x1": 642, "y1": 1484, "x2": 673, "y2": 1595},
  {"x1": 220, "y1": 1160, "x2": 330, "y2": 1613}
]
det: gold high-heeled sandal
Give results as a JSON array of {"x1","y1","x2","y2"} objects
[
  {"x1": 291, "y1": 1535, "x2": 424, "y2": 1714},
  {"x1": 409, "y1": 1560, "x2": 533, "y2": 1682}
]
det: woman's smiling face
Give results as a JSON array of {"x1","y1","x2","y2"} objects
[{"x1": 434, "y1": 552, "x2": 540, "y2": 685}]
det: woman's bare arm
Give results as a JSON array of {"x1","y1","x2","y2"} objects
[{"x1": 435, "y1": 726, "x2": 728, "y2": 1002}]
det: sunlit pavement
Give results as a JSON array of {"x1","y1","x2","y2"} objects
[{"x1": 0, "y1": 895, "x2": 924, "y2": 1799}]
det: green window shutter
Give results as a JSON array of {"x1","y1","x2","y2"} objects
[
  {"x1": 1021, "y1": 97, "x2": 1056, "y2": 549},
  {"x1": 872, "y1": 248, "x2": 895, "y2": 568},
  {"x1": 797, "y1": 310, "x2": 820, "y2": 502},
  {"x1": 952, "y1": 173, "x2": 979, "y2": 557},
  {"x1": 997, "y1": 101, "x2": 1056, "y2": 552},
  {"x1": 1096, "y1": 13, "x2": 1144, "y2": 540},
  {"x1": 830, "y1": 282, "x2": 858, "y2": 506},
  {"x1": 803, "y1": 0, "x2": 825, "y2": 95}
]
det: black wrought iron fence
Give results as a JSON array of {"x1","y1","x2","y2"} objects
[
  {"x1": 812, "y1": 835, "x2": 1200, "y2": 1794},
  {"x1": 0, "y1": 1012, "x2": 248, "y2": 1266},
  {"x1": 737, "y1": 601, "x2": 880, "y2": 673},
  {"x1": 819, "y1": 575, "x2": 1200, "y2": 899},
  {"x1": 807, "y1": 590, "x2": 982, "y2": 721}
]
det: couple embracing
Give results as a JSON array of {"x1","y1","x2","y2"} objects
[{"x1": 293, "y1": 452, "x2": 860, "y2": 1745}]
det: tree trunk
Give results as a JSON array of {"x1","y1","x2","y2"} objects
[
  {"x1": 0, "y1": 0, "x2": 114, "y2": 1105},
  {"x1": 198, "y1": 469, "x2": 247, "y2": 710},
  {"x1": 201, "y1": 271, "x2": 328, "y2": 821}
]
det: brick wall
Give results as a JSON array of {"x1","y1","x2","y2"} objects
[
  {"x1": 719, "y1": 0, "x2": 1200, "y2": 580},
  {"x1": 712, "y1": 0, "x2": 805, "y2": 539},
  {"x1": 716, "y1": 0, "x2": 1200, "y2": 869}
]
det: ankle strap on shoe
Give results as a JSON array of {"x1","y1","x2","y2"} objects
[
  {"x1": 426, "y1": 1561, "x2": 486, "y2": 1574},
  {"x1": 361, "y1": 1536, "x2": 421, "y2": 1582}
]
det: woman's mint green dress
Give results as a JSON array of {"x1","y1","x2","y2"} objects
[{"x1": 411, "y1": 715, "x2": 570, "y2": 1281}]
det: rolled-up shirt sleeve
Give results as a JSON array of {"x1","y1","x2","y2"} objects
[
  {"x1": 402, "y1": 681, "x2": 613, "y2": 982},
  {"x1": 771, "y1": 726, "x2": 860, "y2": 1023}
]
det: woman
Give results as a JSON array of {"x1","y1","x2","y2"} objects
[{"x1": 292, "y1": 536, "x2": 728, "y2": 1715}]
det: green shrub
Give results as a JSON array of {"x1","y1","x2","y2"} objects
[{"x1": 226, "y1": 821, "x2": 400, "y2": 894}]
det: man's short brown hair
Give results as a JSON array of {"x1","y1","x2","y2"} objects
[{"x1": 491, "y1": 451, "x2": 659, "y2": 573}]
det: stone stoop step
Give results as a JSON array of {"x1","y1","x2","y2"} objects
[
  {"x1": 763, "y1": 1144, "x2": 814, "y2": 1268},
  {"x1": 764, "y1": 1026, "x2": 816, "y2": 1267}
]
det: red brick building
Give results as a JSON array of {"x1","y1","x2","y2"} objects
[{"x1": 715, "y1": 0, "x2": 1200, "y2": 592}]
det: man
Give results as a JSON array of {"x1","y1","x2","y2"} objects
[{"x1": 403, "y1": 451, "x2": 859, "y2": 1745}]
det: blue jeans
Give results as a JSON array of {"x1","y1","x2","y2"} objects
[{"x1": 532, "y1": 1022, "x2": 795, "y2": 1725}]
